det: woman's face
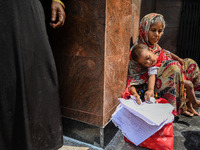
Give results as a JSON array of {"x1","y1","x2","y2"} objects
[{"x1": 148, "y1": 22, "x2": 163, "y2": 45}]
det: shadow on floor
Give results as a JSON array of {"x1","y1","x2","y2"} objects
[{"x1": 182, "y1": 131, "x2": 200, "y2": 150}]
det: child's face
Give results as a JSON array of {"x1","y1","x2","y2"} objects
[
  {"x1": 148, "y1": 22, "x2": 163, "y2": 45},
  {"x1": 137, "y1": 48, "x2": 158, "y2": 68}
]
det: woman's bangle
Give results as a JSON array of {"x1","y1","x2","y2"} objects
[{"x1": 53, "y1": 0, "x2": 65, "y2": 9}]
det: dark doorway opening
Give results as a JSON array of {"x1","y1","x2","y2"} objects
[{"x1": 177, "y1": 0, "x2": 200, "y2": 65}]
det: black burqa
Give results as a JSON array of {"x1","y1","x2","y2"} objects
[{"x1": 0, "y1": 0, "x2": 63, "y2": 150}]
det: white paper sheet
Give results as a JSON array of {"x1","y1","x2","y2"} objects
[{"x1": 119, "y1": 97, "x2": 174, "y2": 126}]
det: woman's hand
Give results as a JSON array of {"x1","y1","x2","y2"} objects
[
  {"x1": 170, "y1": 52, "x2": 184, "y2": 65},
  {"x1": 177, "y1": 58, "x2": 184, "y2": 66},
  {"x1": 145, "y1": 89, "x2": 154, "y2": 101},
  {"x1": 50, "y1": 1, "x2": 66, "y2": 28}
]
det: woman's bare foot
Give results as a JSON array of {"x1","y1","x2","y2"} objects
[
  {"x1": 183, "y1": 110, "x2": 194, "y2": 117},
  {"x1": 186, "y1": 101, "x2": 200, "y2": 116},
  {"x1": 187, "y1": 108, "x2": 199, "y2": 116}
]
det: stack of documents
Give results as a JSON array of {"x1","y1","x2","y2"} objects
[{"x1": 112, "y1": 97, "x2": 174, "y2": 146}]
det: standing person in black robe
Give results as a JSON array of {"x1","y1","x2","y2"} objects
[{"x1": 0, "y1": 0, "x2": 66, "y2": 150}]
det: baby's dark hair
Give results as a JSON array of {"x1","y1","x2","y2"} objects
[{"x1": 131, "y1": 43, "x2": 149, "y2": 62}]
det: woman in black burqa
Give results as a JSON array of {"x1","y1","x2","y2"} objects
[{"x1": 0, "y1": 0, "x2": 66, "y2": 150}]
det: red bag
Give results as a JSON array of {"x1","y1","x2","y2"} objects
[
  {"x1": 124, "y1": 98, "x2": 174, "y2": 150},
  {"x1": 124, "y1": 122, "x2": 174, "y2": 150}
]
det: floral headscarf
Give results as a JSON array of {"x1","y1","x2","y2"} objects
[{"x1": 137, "y1": 13, "x2": 166, "y2": 50}]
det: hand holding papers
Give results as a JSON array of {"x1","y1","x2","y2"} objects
[
  {"x1": 120, "y1": 96, "x2": 174, "y2": 126},
  {"x1": 145, "y1": 96, "x2": 157, "y2": 104},
  {"x1": 112, "y1": 96, "x2": 174, "y2": 146}
]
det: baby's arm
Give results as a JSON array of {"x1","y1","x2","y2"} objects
[
  {"x1": 129, "y1": 85, "x2": 141, "y2": 105},
  {"x1": 145, "y1": 74, "x2": 155, "y2": 101}
]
